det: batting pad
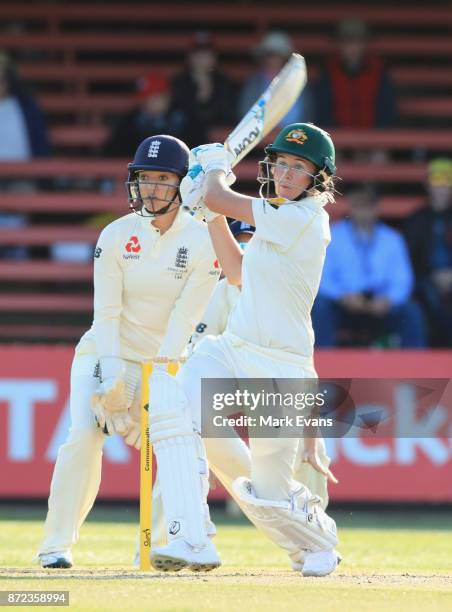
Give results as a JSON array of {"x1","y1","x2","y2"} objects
[
  {"x1": 149, "y1": 369, "x2": 209, "y2": 548},
  {"x1": 232, "y1": 477, "x2": 338, "y2": 554}
]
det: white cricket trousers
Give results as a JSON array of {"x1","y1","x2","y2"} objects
[
  {"x1": 39, "y1": 341, "x2": 328, "y2": 555},
  {"x1": 177, "y1": 331, "x2": 319, "y2": 502},
  {"x1": 39, "y1": 353, "x2": 105, "y2": 554}
]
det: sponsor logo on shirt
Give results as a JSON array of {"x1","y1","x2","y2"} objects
[
  {"x1": 94, "y1": 247, "x2": 102, "y2": 259},
  {"x1": 267, "y1": 197, "x2": 288, "y2": 209},
  {"x1": 123, "y1": 236, "x2": 141, "y2": 259}
]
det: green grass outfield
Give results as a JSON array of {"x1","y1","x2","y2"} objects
[{"x1": 1, "y1": 504, "x2": 452, "y2": 612}]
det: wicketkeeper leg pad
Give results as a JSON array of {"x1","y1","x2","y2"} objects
[{"x1": 232, "y1": 477, "x2": 338, "y2": 555}]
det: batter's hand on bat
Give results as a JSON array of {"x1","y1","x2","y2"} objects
[
  {"x1": 180, "y1": 164, "x2": 206, "y2": 217},
  {"x1": 302, "y1": 438, "x2": 338, "y2": 484},
  {"x1": 181, "y1": 161, "x2": 235, "y2": 222},
  {"x1": 191, "y1": 143, "x2": 235, "y2": 176}
]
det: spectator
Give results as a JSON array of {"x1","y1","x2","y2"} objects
[
  {"x1": 104, "y1": 72, "x2": 184, "y2": 158},
  {"x1": 0, "y1": 52, "x2": 50, "y2": 260},
  {"x1": 405, "y1": 159, "x2": 452, "y2": 346},
  {"x1": 315, "y1": 19, "x2": 398, "y2": 129},
  {"x1": 312, "y1": 187, "x2": 425, "y2": 348},
  {"x1": 0, "y1": 51, "x2": 50, "y2": 159},
  {"x1": 0, "y1": 213, "x2": 28, "y2": 260},
  {"x1": 239, "y1": 31, "x2": 314, "y2": 127},
  {"x1": 171, "y1": 32, "x2": 237, "y2": 147}
]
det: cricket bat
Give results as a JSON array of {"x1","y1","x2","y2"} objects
[{"x1": 225, "y1": 53, "x2": 307, "y2": 165}]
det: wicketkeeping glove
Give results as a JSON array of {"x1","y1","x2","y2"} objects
[
  {"x1": 123, "y1": 392, "x2": 141, "y2": 449},
  {"x1": 91, "y1": 377, "x2": 133, "y2": 435}
]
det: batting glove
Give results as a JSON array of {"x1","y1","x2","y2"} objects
[
  {"x1": 181, "y1": 162, "x2": 236, "y2": 223},
  {"x1": 191, "y1": 143, "x2": 234, "y2": 176},
  {"x1": 180, "y1": 163, "x2": 220, "y2": 222},
  {"x1": 180, "y1": 163, "x2": 206, "y2": 217}
]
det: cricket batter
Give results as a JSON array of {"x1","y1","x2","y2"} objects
[
  {"x1": 191, "y1": 220, "x2": 333, "y2": 515},
  {"x1": 37, "y1": 135, "x2": 221, "y2": 569},
  {"x1": 148, "y1": 123, "x2": 340, "y2": 577}
]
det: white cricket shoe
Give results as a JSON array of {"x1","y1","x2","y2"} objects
[
  {"x1": 133, "y1": 520, "x2": 217, "y2": 567},
  {"x1": 289, "y1": 550, "x2": 305, "y2": 571},
  {"x1": 151, "y1": 539, "x2": 221, "y2": 573},
  {"x1": 291, "y1": 550, "x2": 342, "y2": 573},
  {"x1": 39, "y1": 550, "x2": 73, "y2": 569},
  {"x1": 302, "y1": 549, "x2": 339, "y2": 577}
]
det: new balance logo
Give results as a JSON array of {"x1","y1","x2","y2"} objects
[
  {"x1": 148, "y1": 140, "x2": 161, "y2": 158},
  {"x1": 168, "y1": 521, "x2": 180, "y2": 535}
]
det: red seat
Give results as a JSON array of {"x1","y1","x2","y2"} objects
[
  {"x1": 0, "y1": 294, "x2": 92, "y2": 312},
  {"x1": 0, "y1": 226, "x2": 100, "y2": 245},
  {"x1": 0, "y1": 262, "x2": 92, "y2": 281}
]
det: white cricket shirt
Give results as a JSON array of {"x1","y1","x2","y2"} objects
[
  {"x1": 190, "y1": 277, "x2": 240, "y2": 346},
  {"x1": 77, "y1": 209, "x2": 220, "y2": 362},
  {"x1": 227, "y1": 195, "x2": 331, "y2": 358}
]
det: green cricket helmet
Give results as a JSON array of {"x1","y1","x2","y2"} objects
[{"x1": 265, "y1": 123, "x2": 336, "y2": 175}]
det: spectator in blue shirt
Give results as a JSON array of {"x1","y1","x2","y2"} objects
[
  {"x1": 312, "y1": 187, "x2": 426, "y2": 347},
  {"x1": 0, "y1": 52, "x2": 50, "y2": 159}
]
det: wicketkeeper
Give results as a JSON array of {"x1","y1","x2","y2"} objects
[{"x1": 37, "y1": 135, "x2": 221, "y2": 569}]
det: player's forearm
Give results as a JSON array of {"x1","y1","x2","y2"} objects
[
  {"x1": 208, "y1": 216, "x2": 243, "y2": 286},
  {"x1": 203, "y1": 171, "x2": 255, "y2": 225}
]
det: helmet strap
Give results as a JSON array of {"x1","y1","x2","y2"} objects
[{"x1": 127, "y1": 174, "x2": 182, "y2": 218}]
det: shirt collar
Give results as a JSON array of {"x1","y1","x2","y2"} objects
[
  {"x1": 138, "y1": 206, "x2": 191, "y2": 233},
  {"x1": 286, "y1": 193, "x2": 331, "y2": 209}
]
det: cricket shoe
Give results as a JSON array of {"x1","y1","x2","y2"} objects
[
  {"x1": 151, "y1": 539, "x2": 221, "y2": 573},
  {"x1": 39, "y1": 550, "x2": 73, "y2": 569},
  {"x1": 289, "y1": 550, "x2": 306, "y2": 572},
  {"x1": 301, "y1": 549, "x2": 341, "y2": 577},
  {"x1": 133, "y1": 520, "x2": 217, "y2": 567},
  {"x1": 290, "y1": 550, "x2": 342, "y2": 573}
]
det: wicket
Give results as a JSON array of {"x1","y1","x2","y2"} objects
[{"x1": 139, "y1": 358, "x2": 181, "y2": 571}]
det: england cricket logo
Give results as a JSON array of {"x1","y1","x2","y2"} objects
[
  {"x1": 173, "y1": 246, "x2": 188, "y2": 278},
  {"x1": 175, "y1": 246, "x2": 188, "y2": 269},
  {"x1": 147, "y1": 140, "x2": 161, "y2": 158}
]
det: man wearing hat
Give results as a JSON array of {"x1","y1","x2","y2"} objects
[{"x1": 405, "y1": 158, "x2": 452, "y2": 346}]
